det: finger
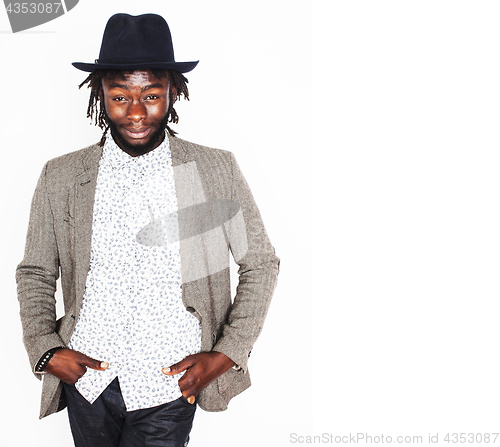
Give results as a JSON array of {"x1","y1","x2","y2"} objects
[
  {"x1": 177, "y1": 369, "x2": 201, "y2": 401},
  {"x1": 162, "y1": 357, "x2": 193, "y2": 375},
  {"x1": 80, "y1": 354, "x2": 109, "y2": 371},
  {"x1": 180, "y1": 385, "x2": 199, "y2": 402}
]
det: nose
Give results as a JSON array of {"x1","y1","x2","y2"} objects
[{"x1": 127, "y1": 100, "x2": 147, "y2": 122}]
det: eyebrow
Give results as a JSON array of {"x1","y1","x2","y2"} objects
[{"x1": 108, "y1": 82, "x2": 166, "y2": 91}]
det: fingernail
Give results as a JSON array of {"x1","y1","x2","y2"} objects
[
  {"x1": 101, "y1": 362, "x2": 109, "y2": 369},
  {"x1": 162, "y1": 367, "x2": 171, "y2": 374}
]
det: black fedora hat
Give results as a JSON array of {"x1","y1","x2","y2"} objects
[{"x1": 72, "y1": 13, "x2": 198, "y2": 73}]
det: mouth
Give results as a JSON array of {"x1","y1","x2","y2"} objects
[{"x1": 122, "y1": 127, "x2": 153, "y2": 140}]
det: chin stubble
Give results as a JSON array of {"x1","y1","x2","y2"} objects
[{"x1": 107, "y1": 113, "x2": 170, "y2": 156}]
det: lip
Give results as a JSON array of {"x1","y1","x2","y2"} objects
[{"x1": 122, "y1": 127, "x2": 153, "y2": 139}]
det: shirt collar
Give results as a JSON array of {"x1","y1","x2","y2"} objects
[{"x1": 102, "y1": 132, "x2": 171, "y2": 170}]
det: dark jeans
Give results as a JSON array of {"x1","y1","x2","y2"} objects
[{"x1": 63, "y1": 378, "x2": 196, "y2": 447}]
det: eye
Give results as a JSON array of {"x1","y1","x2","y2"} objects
[
  {"x1": 113, "y1": 96, "x2": 127, "y2": 102},
  {"x1": 145, "y1": 94, "x2": 159, "y2": 100}
]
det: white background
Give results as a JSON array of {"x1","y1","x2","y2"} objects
[
  {"x1": 3, "y1": 0, "x2": 500, "y2": 446},
  {"x1": 313, "y1": 0, "x2": 500, "y2": 444}
]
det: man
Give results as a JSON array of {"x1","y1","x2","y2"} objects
[{"x1": 16, "y1": 13, "x2": 279, "y2": 447}]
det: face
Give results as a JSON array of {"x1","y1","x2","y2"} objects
[{"x1": 102, "y1": 70, "x2": 172, "y2": 157}]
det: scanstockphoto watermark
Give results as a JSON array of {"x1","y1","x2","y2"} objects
[
  {"x1": 290, "y1": 433, "x2": 500, "y2": 444},
  {"x1": 3, "y1": 0, "x2": 79, "y2": 32},
  {"x1": 290, "y1": 433, "x2": 423, "y2": 444}
]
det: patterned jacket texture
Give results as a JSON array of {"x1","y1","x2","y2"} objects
[{"x1": 16, "y1": 134, "x2": 279, "y2": 419}]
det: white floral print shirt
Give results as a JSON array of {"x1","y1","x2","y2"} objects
[{"x1": 68, "y1": 134, "x2": 201, "y2": 411}]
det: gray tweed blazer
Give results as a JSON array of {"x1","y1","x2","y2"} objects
[{"x1": 16, "y1": 134, "x2": 279, "y2": 419}]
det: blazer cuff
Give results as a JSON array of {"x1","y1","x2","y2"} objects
[
  {"x1": 212, "y1": 338, "x2": 250, "y2": 374},
  {"x1": 26, "y1": 333, "x2": 65, "y2": 376}
]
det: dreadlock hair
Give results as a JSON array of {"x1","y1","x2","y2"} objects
[{"x1": 78, "y1": 69, "x2": 190, "y2": 146}]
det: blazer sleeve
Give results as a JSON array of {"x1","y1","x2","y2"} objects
[
  {"x1": 212, "y1": 153, "x2": 279, "y2": 372},
  {"x1": 16, "y1": 162, "x2": 65, "y2": 376}
]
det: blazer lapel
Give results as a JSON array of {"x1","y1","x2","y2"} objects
[
  {"x1": 169, "y1": 133, "x2": 192, "y2": 167},
  {"x1": 74, "y1": 144, "x2": 102, "y2": 315}
]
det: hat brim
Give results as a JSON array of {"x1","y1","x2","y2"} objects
[{"x1": 72, "y1": 60, "x2": 199, "y2": 73}]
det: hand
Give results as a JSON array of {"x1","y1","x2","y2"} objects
[
  {"x1": 162, "y1": 352, "x2": 235, "y2": 403},
  {"x1": 45, "y1": 348, "x2": 109, "y2": 384}
]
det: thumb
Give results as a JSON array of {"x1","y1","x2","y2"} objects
[
  {"x1": 162, "y1": 356, "x2": 193, "y2": 375},
  {"x1": 80, "y1": 353, "x2": 109, "y2": 371}
]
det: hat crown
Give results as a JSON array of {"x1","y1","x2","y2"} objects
[
  {"x1": 98, "y1": 14, "x2": 175, "y2": 64},
  {"x1": 72, "y1": 13, "x2": 198, "y2": 73}
]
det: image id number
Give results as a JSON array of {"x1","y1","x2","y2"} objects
[
  {"x1": 444, "y1": 433, "x2": 500, "y2": 443},
  {"x1": 5, "y1": 3, "x2": 62, "y2": 13}
]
